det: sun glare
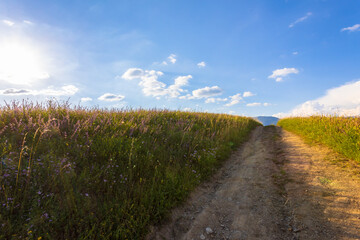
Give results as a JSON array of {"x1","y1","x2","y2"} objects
[{"x1": 0, "y1": 41, "x2": 50, "y2": 85}]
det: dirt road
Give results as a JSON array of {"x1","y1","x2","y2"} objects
[{"x1": 147, "y1": 126, "x2": 360, "y2": 240}]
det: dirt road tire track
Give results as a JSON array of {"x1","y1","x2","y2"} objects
[{"x1": 147, "y1": 126, "x2": 360, "y2": 240}]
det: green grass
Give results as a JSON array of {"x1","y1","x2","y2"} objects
[
  {"x1": 278, "y1": 116, "x2": 360, "y2": 163},
  {"x1": 0, "y1": 100, "x2": 261, "y2": 239},
  {"x1": 318, "y1": 176, "x2": 332, "y2": 185}
]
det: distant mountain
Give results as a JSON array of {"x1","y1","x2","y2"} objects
[{"x1": 255, "y1": 116, "x2": 279, "y2": 126}]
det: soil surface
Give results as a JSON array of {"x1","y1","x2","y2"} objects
[{"x1": 147, "y1": 126, "x2": 360, "y2": 240}]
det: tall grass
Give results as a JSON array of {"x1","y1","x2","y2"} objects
[
  {"x1": 278, "y1": 116, "x2": 360, "y2": 163},
  {"x1": 0, "y1": 100, "x2": 260, "y2": 239}
]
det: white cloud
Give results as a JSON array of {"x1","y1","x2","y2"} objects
[
  {"x1": 1, "y1": 89, "x2": 31, "y2": 95},
  {"x1": 137, "y1": 70, "x2": 165, "y2": 96},
  {"x1": 166, "y1": 75, "x2": 192, "y2": 98},
  {"x1": 121, "y1": 68, "x2": 144, "y2": 80},
  {"x1": 2, "y1": 20, "x2": 14, "y2": 26},
  {"x1": 192, "y1": 86, "x2": 223, "y2": 99},
  {"x1": 243, "y1": 91, "x2": 255, "y2": 97},
  {"x1": 121, "y1": 67, "x2": 191, "y2": 98},
  {"x1": 205, "y1": 97, "x2": 228, "y2": 104},
  {"x1": 174, "y1": 75, "x2": 191, "y2": 86},
  {"x1": 205, "y1": 92, "x2": 253, "y2": 106},
  {"x1": 80, "y1": 97, "x2": 92, "y2": 102},
  {"x1": 292, "y1": 51, "x2": 298, "y2": 55},
  {"x1": 228, "y1": 111, "x2": 235, "y2": 115},
  {"x1": 43, "y1": 85, "x2": 79, "y2": 96},
  {"x1": 168, "y1": 54, "x2": 177, "y2": 64},
  {"x1": 180, "y1": 87, "x2": 224, "y2": 101},
  {"x1": 341, "y1": 24, "x2": 360, "y2": 32},
  {"x1": 179, "y1": 94, "x2": 191, "y2": 100},
  {"x1": 0, "y1": 85, "x2": 79, "y2": 96},
  {"x1": 268, "y1": 67, "x2": 299, "y2": 82},
  {"x1": 158, "y1": 54, "x2": 176, "y2": 65},
  {"x1": 246, "y1": 102, "x2": 261, "y2": 107},
  {"x1": 205, "y1": 98, "x2": 216, "y2": 103},
  {"x1": 197, "y1": 61, "x2": 206, "y2": 68},
  {"x1": 225, "y1": 93, "x2": 243, "y2": 106},
  {"x1": 23, "y1": 20, "x2": 33, "y2": 25},
  {"x1": 98, "y1": 93, "x2": 125, "y2": 102},
  {"x1": 289, "y1": 12, "x2": 312, "y2": 28},
  {"x1": 243, "y1": 102, "x2": 271, "y2": 107},
  {"x1": 274, "y1": 80, "x2": 360, "y2": 118}
]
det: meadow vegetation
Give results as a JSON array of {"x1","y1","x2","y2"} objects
[
  {"x1": 278, "y1": 116, "x2": 360, "y2": 163},
  {"x1": 0, "y1": 100, "x2": 260, "y2": 239}
]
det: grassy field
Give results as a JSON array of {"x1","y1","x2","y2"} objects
[
  {"x1": 0, "y1": 101, "x2": 260, "y2": 239},
  {"x1": 278, "y1": 116, "x2": 360, "y2": 163}
]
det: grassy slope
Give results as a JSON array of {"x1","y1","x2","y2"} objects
[
  {"x1": 0, "y1": 101, "x2": 261, "y2": 239},
  {"x1": 278, "y1": 116, "x2": 360, "y2": 163}
]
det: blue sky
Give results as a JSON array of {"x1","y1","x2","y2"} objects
[{"x1": 0, "y1": 0, "x2": 359, "y2": 117}]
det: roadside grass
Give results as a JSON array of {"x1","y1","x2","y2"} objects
[
  {"x1": 318, "y1": 176, "x2": 332, "y2": 185},
  {"x1": 0, "y1": 100, "x2": 261, "y2": 239},
  {"x1": 278, "y1": 116, "x2": 360, "y2": 164}
]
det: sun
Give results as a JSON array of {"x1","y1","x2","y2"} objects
[{"x1": 0, "y1": 40, "x2": 50, "y2": 86}]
